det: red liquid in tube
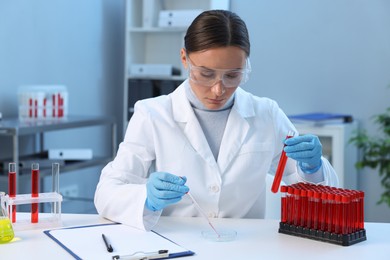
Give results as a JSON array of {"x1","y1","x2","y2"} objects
[
  {"x1": 271, "y1": 131, "x2": 294, "y2": 193},
  {"x1": 8, "y1": 163, "x2": 16, "y2": 223},
  {"x1": 280, "y1": 186, "x2": 288, "y2": 223},
  {"x1": 31, "y1": 163, "x2": 39, "y2": 223}
]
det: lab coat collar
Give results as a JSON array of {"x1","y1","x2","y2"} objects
[
  {"x1": 171, "y1": 80, "x2": 255, "y2": 122},
  {"x1": 171, "y1": 80, "x2": 253, "y2": 172}
]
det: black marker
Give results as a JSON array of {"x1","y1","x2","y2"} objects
[{"x1": 102, "y1": 233, "x2": 114, "y2": 252}]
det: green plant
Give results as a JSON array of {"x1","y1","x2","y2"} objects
[{"x1": 349, "y1": 107, "x2": 390, "y2": 207}]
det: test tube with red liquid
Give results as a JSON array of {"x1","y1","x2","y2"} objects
[
  {"x1": 8, "y1": 163, "x2": 17, "y2": 223},
  {"x1": 340, "y1": 193, "x2": 349, "y2": 235},
  {"x1": 280, "y1": 186, "x2": 288, "y2": 223},
  {"x1": 359, "y1": 191, "x2": 365, "y2": 230},
  {"x1": 284, "y1": 184, "x2": 364, "y2": 234},
  {"x1": 327, "y1": 192, "x2": 335, "y2": 233},
  {"x1": 293, "y1": 187, "x2": 301, "y2": 226},
  {"x1": 271, "y1": 130, "x2": 294, "y2": 193},
  {"x1": 306, "y1": 189, "x2": 313, "y2": 229},
  {"x1": 31, "y1": 163, "x2": 39, "y2": 223},
  {"x1": 300, "y1": 188, "x2": 308, "y2": 227},
  {"x1": 311, "y1": 190, "x2": 320, "y2": 230},
  {"x1": 286, "y1": 186, "x2": 294, "y2": 224},
  {"x1": 334, "y1": 193, "x2": 341, "y2": 234}
]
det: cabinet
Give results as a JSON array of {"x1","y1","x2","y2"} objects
[
  {"x1": 123, "y1": 0, "x2": 230, "y2": 132},
  {"x1": 0, "y1": 116, "x2": 117, "y2": 194},
  {"x1": 294, "y1": 122, "x2": 358, "y2": 189}
]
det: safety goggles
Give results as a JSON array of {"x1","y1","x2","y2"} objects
[{"x1": 186, "y1": 55, "x2": 251, "y2": 88}]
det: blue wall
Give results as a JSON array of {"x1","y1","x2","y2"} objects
[
  {"x1": 232, "y1": 0, "x2": 390, "y2": 222},
  {"x1": 0, "y1": 0, "x2": 125, "y2": 213}
]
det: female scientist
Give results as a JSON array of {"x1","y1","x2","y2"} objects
[{"x1": 94, "y1": 10, "x2": 338, "y2": 230}]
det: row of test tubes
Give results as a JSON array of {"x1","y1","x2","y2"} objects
[
  {"x1": 18, "y1": 89, "x2": 68, "y2": 120},
  {"x1": 8, "y1": 162, "x2": 60, "y2": 224},
  {"x1": 280, "y1": 183, "x2": 364, "y2": 235}
]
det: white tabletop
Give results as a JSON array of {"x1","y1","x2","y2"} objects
[{"x1": 1, "y1": 213, "x2": 388, "y2": 260}]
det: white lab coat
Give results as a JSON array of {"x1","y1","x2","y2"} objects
[{"x1": 94, "y1": 80, "x2": 338, "y2": 230}]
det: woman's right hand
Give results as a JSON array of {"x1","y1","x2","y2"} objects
[{"x1": 145, "y1": 172, "x2": 189, "y2": 211}]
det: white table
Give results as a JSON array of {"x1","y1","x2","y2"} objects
[{"x1": 1, "y1": 213, "x2": 388, "y2": 259}]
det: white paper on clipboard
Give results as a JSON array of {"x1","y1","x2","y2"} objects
[{"x1": 44, "y1": 223, "x2": 194, "y2": 260}]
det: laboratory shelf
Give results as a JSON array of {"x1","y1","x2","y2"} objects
[
  {"x1": 0, "y1": 115, "x2": 116, "y2": 135},
  {"x1": 0, "y1": 157, "x2": 112, "y2": 185},
  {"x1": 0, "y1": 115, "x2": 117, "y2": 193}
]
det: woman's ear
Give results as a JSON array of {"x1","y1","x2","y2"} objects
[{"x1": 180, "y1": 48, "x2": 188, "y2": 69}]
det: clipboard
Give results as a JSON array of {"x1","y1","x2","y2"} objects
[{"x1": 44, "y1": 223, "x2": 195, "y2": 260}]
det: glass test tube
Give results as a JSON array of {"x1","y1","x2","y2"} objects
[
  {"x1": 340, "y1": 192, "x2": 347, "y2": 234},
  {"x1": 306, "y1": 190, "x2": 313, "y2": 229},
  {"x1": 359, "y1": 191, "x2": 365, "y2": 230},
  {"x1": 349, "y1": 190, "x2": 357, "y2": 234},
  {"x1": 280, "y1": 186, "x2": 288, "y2": 223},
  {"x1": 52, "y1": 163, "x2": 60, "y2": 194},
  {"x1": 271, "y1": 131, "x2": 294, "y2": 193},
  {"x1": 300, "y1": 188, "x2": 308, "y2": 227},
  {"x1": 340, "y1": 194, "x2": 349, "y2": 235},
  {"x1": 293, "y1": 187, "x2": 300, "y2": 226},
  {"x1": 320, "y1": 191, "x2": 327, "y2": 231},
  {"x1": 52, "y1": 163, "x2": 60, "y2": 215},
  {"x1": 31, "y1": 163, "x2": 39, "y2": 223},
  {"x1": 355, "y1": 191, "x2": 361, "y2": 232},
  {"x1": 327, "y1": 192, "x2": 334, "y2": 233},
  {"x1": 334, "y1": 193, "x2": 341, "y2": 234},
  {"x1": 349, "y1": 191, "x2": 356, "y2": 233},
  {"x1": 8, "y1": 163, "x2": 17, "y2": 223},
  {"x1": 287, "y1": 187, "x2": 294, "y2": 225},
  {"x1": 312, "y1": 190, "x2": 320, "y2": 230},
  {"x1": 347, "y1": 191, "x2": 353, "y2": 232}
]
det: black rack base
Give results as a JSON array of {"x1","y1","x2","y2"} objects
[{"x1": 278, "y1": 222, "x2": 367, "y2": 246}]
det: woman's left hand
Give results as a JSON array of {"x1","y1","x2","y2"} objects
[{"x1": 284, "y1": 134, "x2": 322, "y2": 174}]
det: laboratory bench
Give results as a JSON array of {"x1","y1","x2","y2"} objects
[{"x1": 1, "y1": 213, "x2": 389, "y2": 260}]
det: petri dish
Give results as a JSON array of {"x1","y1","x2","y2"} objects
[{"x1": 201, "y1": 229, "x2": 237, "y2": 242}]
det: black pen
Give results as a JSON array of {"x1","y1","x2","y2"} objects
[{"x1": 102, "y1": 233, "x2": 114, "y2": 252}]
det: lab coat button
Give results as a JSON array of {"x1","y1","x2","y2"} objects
[
  {"x1": 208, "y1": 212, "x2": 217, "y2": 218},
  {"x1": 210, "y1": 185, "x2": 220, "y2": 193}
]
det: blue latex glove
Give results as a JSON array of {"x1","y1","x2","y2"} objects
[
  {"x1": 284, "y1": 134, "x2": 323, "y2": 174},
  {"x1": 145, "y1": 172, "x2": 189, "y2": 211}
]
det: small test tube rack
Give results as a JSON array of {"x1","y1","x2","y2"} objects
[
  {"x1": 278, "y1": 182, "x2": 366, "y2": 246},
  {"x1": 5, "y1": 163, "x2": 63, "y2": 231}
]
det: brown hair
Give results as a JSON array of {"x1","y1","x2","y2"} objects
[{"x1": 184, "y1": 10, "x2": 250, "y2": 57}]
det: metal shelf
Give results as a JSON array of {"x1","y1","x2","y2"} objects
[
  {"x1": 0, "y1": 157, "x2": 112, "y2": 179},
  {"x1": 0, "y1": 115, "x2": 116, "y2": 136},
  {"x1": 0, "y1": 115, "x2": 117, "y2": 193}
]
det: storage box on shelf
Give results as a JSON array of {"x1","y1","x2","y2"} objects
[{"x1": 18, "y1": 85, "x2": 68, "y2": 122}]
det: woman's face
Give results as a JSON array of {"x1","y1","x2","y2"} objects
[{"x1": 181, "y1": 46, "x2": 247, "y2": 110}]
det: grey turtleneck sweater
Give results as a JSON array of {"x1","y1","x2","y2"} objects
[{"x1": 185, "y1": 84, "x2": 234, "y2": 161}]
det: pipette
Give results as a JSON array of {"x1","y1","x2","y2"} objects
[
  {"x1": 186, "y1": 192, "x2": 220, "y2": 237},
  {"x1": 271, "y1": 130, "x2": 295, "y2": 193}
]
